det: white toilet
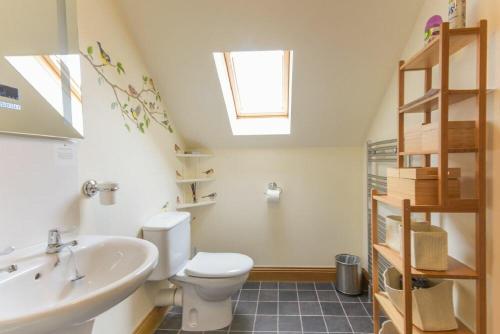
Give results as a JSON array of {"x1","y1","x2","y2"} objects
[{"x1": 143, "y1": 211, "x2": 253, "y2": 331}]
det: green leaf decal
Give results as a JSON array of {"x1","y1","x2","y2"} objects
[
  {"x1": 116, "y1": 62, "x2": 125, "y2": 74},
  {"x1": 87, "y1": 46, "x2": 93, "y2": 58}
]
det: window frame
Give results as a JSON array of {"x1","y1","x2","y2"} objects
[{"x1": 223, "y1": 50, "x2": 291, "y2": 119}]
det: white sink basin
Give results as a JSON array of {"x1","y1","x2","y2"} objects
[{"x1": 0, "y1": 235, "x2": 158, "y2": 334}]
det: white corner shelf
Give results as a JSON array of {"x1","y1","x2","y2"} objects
[
  {"x1": 177, "y1": 200, "x2": 216, "y2": 209},
  {"x1": 176, "y1": 178, "x2": 215, "y2": 184},
  {"x1": 176, "y1": 153, "x2": 212, "y2": 158}
]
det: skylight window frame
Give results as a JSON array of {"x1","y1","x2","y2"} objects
[{"x1": 223, "y1": 50, "x2": 291, "y2": 119}]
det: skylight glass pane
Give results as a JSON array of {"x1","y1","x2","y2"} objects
[{"x1": 231, "y1": 50, "x2": 284, "y2": 115}]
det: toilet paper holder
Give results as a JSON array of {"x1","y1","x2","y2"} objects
[
  {"x1": 265, "y1": 182, "x2": 282, "y2": 194},
  {"x1": 82, "y1": 180, "x2": 119, "y2": 197}
]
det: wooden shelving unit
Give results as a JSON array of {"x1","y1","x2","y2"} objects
[{"x1": 371, "y1": 20, "x2": 487, "y2": 334}]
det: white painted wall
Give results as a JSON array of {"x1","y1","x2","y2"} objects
[
  {"x1": 192, "y1": 147, "x2": 364, "y2": 266},
  {"x1": 0, "y1": 0, "x2": 184, "y2": 333},
  {"x1": 363, "y1": 0, "x2": 500, "y2": 332}
]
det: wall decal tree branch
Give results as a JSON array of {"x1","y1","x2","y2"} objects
[{"x1": 81, "y1": 42, "x2": 173, "y2": 133}]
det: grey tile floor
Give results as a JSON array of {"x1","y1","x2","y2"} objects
[{"x1": 156, "y1": 281, "x2": 387, "y2": 334}]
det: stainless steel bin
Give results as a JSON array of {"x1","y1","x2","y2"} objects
[{"x1": 335, "y1": 254, "x2": 361, "y2": 295}]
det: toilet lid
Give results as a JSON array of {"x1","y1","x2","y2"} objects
[{"x1": 185, "y1": 252, "x2": 254, "y2": 278}]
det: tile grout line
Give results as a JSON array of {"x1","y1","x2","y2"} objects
[
  {"x1": 251, "y1": 281, "x2": 261, "y2": 332},
  {"x1": 295, "y1": 282, "x2": 305, "y2": 333},
  {"x1": 335, "y1": 288, "x2": 355, "y2": 333},
  {"x1": 314, "y1": 283, "x2": 331, "y2": 333},
  {"x1": 227, "y1": 288, "x2": 241, "y2": 334}
]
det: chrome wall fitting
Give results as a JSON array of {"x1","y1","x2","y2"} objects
[{"x1": 82, "y1": 180, "x2": 119, "y2": 197}]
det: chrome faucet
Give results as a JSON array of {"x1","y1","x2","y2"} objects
[
  {"x1": 0, "y1": 246, "x2": 17, "y2": 274},
  {"x1": 46, "y1": 229, "x2": 78, "y2": 254}
]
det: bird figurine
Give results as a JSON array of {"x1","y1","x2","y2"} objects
[
  {"x1": 96, "y1": 41, "x2": 111, "y2": 65},
  {"x1": 128, "y1": 84, "x2": 138, "y2": 96},
  {"x1": 203, "y1": 168, "x2": 215, "y2": 175},
  {"x1": 201, "y1": 192, "x2": 217, "y2": 200},
  {"x1": 174, "y1": 144, "x2": 181, "y2": 153}
]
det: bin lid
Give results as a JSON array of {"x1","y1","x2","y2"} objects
[{"x1": 336, "y1": 254, "x2": 360, "y2": 265}]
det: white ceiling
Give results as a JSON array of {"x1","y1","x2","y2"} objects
[{"x1": 117, "y1": 0, "x2": 423, "y2": 148}]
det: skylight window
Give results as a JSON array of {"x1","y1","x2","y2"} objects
[{"x1": 214, "y1": 50, "x2": 293, "y2": 135}]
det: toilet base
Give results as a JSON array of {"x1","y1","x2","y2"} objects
[{"x1": 181, "y1": 283, "x2": 233, "y2": 331}]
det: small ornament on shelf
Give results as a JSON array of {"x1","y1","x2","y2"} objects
[
  {"x1": 190, "y1": 183, "x2": 197, "y2": 203},
  {"x1": 174, "y1": 144, "x2": 181, "y2": 153},
  {"x1": 202, "y1": 168, "x2": 215, "y2": 175},
  {"x1": 424, "y1": 15, "x2": 443, "y2": 44},
  {"x1": 448, "y1": 0, "x2": 466, "y2": 29},
  {"x1": 176, "y1": 170, "x2": 183, "y2": 178},
  {"x1": 201, "y1": 192, "x2": 217, "y2": 201}
]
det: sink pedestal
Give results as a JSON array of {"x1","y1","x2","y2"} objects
[{"x1": 51, "y1": 320, "x2": 94, "y2": 334}]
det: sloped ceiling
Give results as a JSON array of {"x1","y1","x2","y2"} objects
[{"x1": 117, "y1": 0, "x2": 423, "y2": 148}]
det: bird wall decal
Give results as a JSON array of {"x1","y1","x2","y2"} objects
[
  {"x1": 96, "y1": 41, "x2": 111, "y2": 64},
  {"x1": 81, "y1": 41, "x2": 174, "y2": 134}
]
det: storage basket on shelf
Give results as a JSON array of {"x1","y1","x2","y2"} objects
[
  {"x1": 385, "y1": 215, "x2": 448, "y2": 270},
  {"x1": 383, "y1": 267, "x2": 458, "y2": 331},
  {"x1": 385, "y1": 215, "x2": 419, "y2": 253},
  {"x1": 387, "y1": 167, "x2": 461, "y2": 205},
  {"x1": 379, "y1": 320, "x2": 398, "y2": 334}
]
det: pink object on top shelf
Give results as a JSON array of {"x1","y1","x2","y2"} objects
[{"x1": 424, "y1": 15, "x2": 443, "y2": 44}]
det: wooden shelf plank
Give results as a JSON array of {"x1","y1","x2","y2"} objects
[
  {"x1": 176, "y1": 153, "x2": 212, "y2": 158},
  {"x1": 399, "y1": 90, "x2": 478, "y2": 114},
  {"x1": 373, "y1": 194, "x2": 479, "y2": 212},
  {"x1": 177, "y1": 200, "x2": 216, "y2": 209},
  {"x1": 176, "y1": 178, "x2": 215, "y2": 184},
  {"x1": 374, "y1": 243, "x2": 478, "y2": 279},
  {"x1": 375, "y1": 292, "x2": 473, "y2": 334},
  {"x1": 398, "y1": 148, "x2": 478, "y2": 155},
  {"x1": 401, "y1": 27, "x2": 479, "y2": 71}
]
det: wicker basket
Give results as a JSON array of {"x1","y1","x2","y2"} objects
[
  {"x1": 384, "y1": 267, "x2": 458, "y2": 331},
  {"x1": 385, "y1": 216, "x2": 448, "y2": 271},
  {"x1": 379, "y1": 320, "x2": 398, "y2": 334},
  {"x1": 385, "y1": 215, "x2": 419, "y2": 253},
  {"x1": 409, "y1": 223, "x2": 448, "y2": 270}
]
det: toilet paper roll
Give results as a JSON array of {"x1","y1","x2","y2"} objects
[{"x1": 266, "y1": 189, "x2": 281, "y2": 202}]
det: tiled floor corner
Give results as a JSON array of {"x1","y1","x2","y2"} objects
[{"x1": 155, "y1": 280, "x2": 386, "y2": 334}]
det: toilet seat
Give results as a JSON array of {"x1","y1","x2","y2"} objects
[{"x1": 184, "y1": 252, "x2": 253, "y2": 278}]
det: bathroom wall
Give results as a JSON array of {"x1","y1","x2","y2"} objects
[
  {"x1": 192, "y1": 147, "x2": 364, "y2": 266},
  {"x1": 0, "y1": 0, "x2": 184, "y2": 333},
  {"x1": 363, "y1": 0, "x2": 500, "y2": 332}
]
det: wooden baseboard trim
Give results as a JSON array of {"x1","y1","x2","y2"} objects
[
  {"x1": 248, "y1": 266, "x2": 336, "y2": 282},
  {"x1": 133, "y1": 306, "x2": 169, "y2": 334}
]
